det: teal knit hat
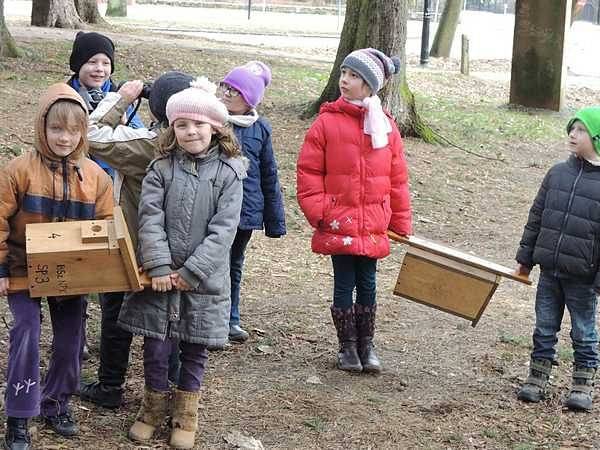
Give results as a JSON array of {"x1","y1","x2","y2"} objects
[{"x1": 567, "y1": 107, "x2": 600, "y2": 155}]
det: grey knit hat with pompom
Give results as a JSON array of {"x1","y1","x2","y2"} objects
[{"x1": 341, "y1": 48, "x2": 401, "y2": 93}]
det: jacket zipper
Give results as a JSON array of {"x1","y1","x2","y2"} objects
[
  {"x1": 359, "y1": 112, "x2": 366, "y2": 254},
  {"x1": 553, "y1": 160, "x2": 583, "y2": 275},
  {"x1": 61, "y1": 158, "x2": 69, "y2": 222}
]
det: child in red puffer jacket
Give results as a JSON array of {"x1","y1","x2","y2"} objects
[{"x1": 296, "y1": 48, "x2": 412, "y2": 375}]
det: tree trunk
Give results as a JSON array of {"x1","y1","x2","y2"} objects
[
  {"x1": 0, "y1": 0, "x2": 21, "y2": 57},
  {"x1": 106, "y1": 0, "x2": 127, "y2": 17},
  {"x1": 303, "y1": 0, "x2": 435, "y2": 141},
  {"x1": 75, "y1": 0, "x2": 107, "y2": 24},
  {"x1": 31, "y1": 0, "x2": 83, "y2": 28},
  {"x1": 570, "y1": 0, "x2": 579, "y2": 24},
  {"x1": 429, "y1": 0, "x2": 462, "y2": 58}
]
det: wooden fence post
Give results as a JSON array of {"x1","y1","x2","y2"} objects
[{"x1": 460, "y1": 34, "x2": 470, "y2": 75}]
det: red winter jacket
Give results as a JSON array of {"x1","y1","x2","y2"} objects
[{"x1": 296, "y1": 97, "x2": 412, "y2": 259}]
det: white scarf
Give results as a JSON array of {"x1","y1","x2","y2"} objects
[
  {"x1": 228, "y1": 109, "x2": 260, "y2": 128},
  {"x1": 348, "y1": 96, "x2": 391, "y2": 149}
]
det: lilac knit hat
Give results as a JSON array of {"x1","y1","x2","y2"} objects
[
  {"x1": 341, "y1": 48, "x2": 401, "y2": 93},
  {"x1": 166, "y1": 77, "x2": 229, "y2": 128},
  {"x1": 222, "y1": 61, "x2": 272, "y2": 108}
]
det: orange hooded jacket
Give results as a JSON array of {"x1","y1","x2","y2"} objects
[{"x1": 0, "y1": 83, "x2": 114, "y2": 278}]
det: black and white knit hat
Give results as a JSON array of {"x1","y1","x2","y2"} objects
[{"x1": 341, "y1": 48, "x2": 401, "y2": 93}]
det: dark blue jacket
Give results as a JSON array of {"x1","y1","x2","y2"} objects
[
  {"x1": 233, "y1": 117, "x2": 286, "y2": 237},
  {"x1": 516, "y1": 154, "x2": 600, "y2": 287}
]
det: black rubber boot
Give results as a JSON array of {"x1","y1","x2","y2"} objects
[
  {"x1": 355, "y1": 303, "x2": 382, "y2": 374},
  {"x1": 80, "y1": 381, "x2": 124, "y2": 409},
  {"x1": 3, "y1": 417, "x2": 31, "y2": 450},
  {"x1": 517, "y1": 358, "x2": 553, "y2": 403},
  {"x1": 43, "y1": 411, "x2": 78, "y2": 437},
  {"x1": 330, "y1": 306, "x2": 362, "y2": 372},
  {"x1": 566, "y1": 366, "x2": 596, "y2": 411}
]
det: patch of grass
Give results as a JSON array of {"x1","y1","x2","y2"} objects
[
  {"x1": 482, "y1": 427, "x2": 499, "y2": 439},
  {"x1": 498, "y1": 331, "x2": 530, "y2": 349},
  {"x1": 413, "y1": 79, "x2": 566, "y2": 155},
  {"x1": 514, "y1": 443, "x2": 536, "y2": 450},
  {"x1": 557, "y1": 346, "x2": 573, "y2": 362},
  {"x1": 443, "y1": 432, "x2": 464, "y2": 444},
  {"x1": 303, "y1": 416, "x2": 326, "y2": 432}
]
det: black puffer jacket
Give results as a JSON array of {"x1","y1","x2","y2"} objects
[{"x1": 516, "y1": 154, "x2": 600, "y2": 286}]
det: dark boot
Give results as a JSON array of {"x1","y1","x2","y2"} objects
[
  {"x1": 517, "y1": 358, "x2": 552, "y2": 403},
  {"x1": 43, "y1": 411, "x2": 78, "y2": 437},
  {"x1": 80, "y1": 381, "x2": 123, "y2": 409},
  {"x1": 355, "y1": 303, "x2": 381, "y2": 374},
  {"x1": 566, "y1": 366, "x2": 596, "y2": 411},
  {"x1": 3, "y1": 417, "x2": 31, "y2": 450},
  {"x1": 330, "y1": 306, "x2": 362, "y2": 372}
]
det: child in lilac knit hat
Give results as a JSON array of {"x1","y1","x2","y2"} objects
[{"x1": 217, "y1": 62, "x2": 286, "y2": 343}]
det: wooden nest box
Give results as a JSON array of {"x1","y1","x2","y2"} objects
[
  {"x1": 388, "y1": 232, "x2": 531, "y2": 327},
  {"x1": 21, "y1": 206, "x2": 143, "y2": 297}
]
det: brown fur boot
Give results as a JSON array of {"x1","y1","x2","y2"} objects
[
  {"x1": 169, "y1": 389, "x2": 201, "y2": 449},
  {"x1": 128, "y1": 387, "x2": 169, "y2": 442}
]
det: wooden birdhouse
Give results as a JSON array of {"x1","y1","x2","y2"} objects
[
  {"x1": 12, "y1": 206, "x2": 144, "y2": 297},
  {"x1": 388, "y1": 232, "x2": 531, "y2": 327}
]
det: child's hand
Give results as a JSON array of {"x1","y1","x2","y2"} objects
[
  {"x1": 171, "y1": 273, "x2": 192, "y2": 291},
  {"x1": 515, "y1": 264, "x2": 531, "y2": 277},
  {"x1": 0, "y1": 277, "x2": 9, "y2": 296},
  {"x1": 152, "y1": 275, "x2": 173, "y2": 292},
  {"x1": 118, "y1": 80, "x2": 144, "y2": 105}
]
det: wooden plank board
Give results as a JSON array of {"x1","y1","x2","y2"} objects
[
  {"x1": 26, "y1": 221, "x2": 108, "y2": 254},
  {"x1": 113, "y1": 206, "x2": 143, "y2": 292},
  {"x1": 394, "y1": 249, "x2": 499, "y2": 326},
  {"x1": 388, "y1": 231, "x2": 531, "y2": 285},
  {"x1": 81, "y1": 220, "x2": 109, "y2": 244},
  {"x1": 27, "y1": 250, "x2": 131, "y2": 297}
]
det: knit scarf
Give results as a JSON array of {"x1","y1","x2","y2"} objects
[
  {"x1": 228, "y1": 109, "x2": 260, "y2": 128},
  {"x1": 347, "y1": 96, "x2": 391, "y2": 149}
]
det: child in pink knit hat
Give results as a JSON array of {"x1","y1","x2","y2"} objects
[
  {"x1": 217, "y1": 61, "x2": 286, "y2": 343},
  {"x1": 118, "y1": 77, "x2": 246, "y2": 449}
]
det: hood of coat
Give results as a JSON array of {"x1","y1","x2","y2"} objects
[{"x1": 35, "y1": 82, "x2": 89, "y2": 163}]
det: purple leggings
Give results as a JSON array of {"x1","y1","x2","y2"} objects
[
  {"x1": 5, "y1": 292, "x2": 84, "y2": 418},
  {"x1": 143, "y1": 337, "x2": 208, "y2": 392}
]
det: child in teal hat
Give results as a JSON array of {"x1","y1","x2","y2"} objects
[{"x1": 515, "y1": 106, "x2": 600, "y2": 411}]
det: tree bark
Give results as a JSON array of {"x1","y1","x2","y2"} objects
[
  {"x1": 1, "y1": 0, "x2": 21, "y2": 57},
  {"x1": 106, "y1": 0, "x2": 127, "y2": 17},
  {"x1": 303, "y1": 0, "x2": 435, "y2": 141},
  {"x1": 429, "y1": 0, "x2": 462, "y2": 58},
  {"x1": 75, "y1": 0, "x2": 107, "y2": 24},
  {"x1": 31, "y1": 0, "x2": 83, "y2": 28}
]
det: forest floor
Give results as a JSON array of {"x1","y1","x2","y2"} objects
[{"x1": 1, "y1": 19, "x2": 600, "y2": 450}]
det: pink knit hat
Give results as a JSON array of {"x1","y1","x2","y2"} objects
[{"x1": 166, "y1": 77, "x2": 229, "y2": 128}]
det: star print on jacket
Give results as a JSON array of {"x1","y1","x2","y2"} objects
[
  {"x1": 330, "y1": 219, "x2": 340, "y2": 230},
  {"x1": 342, "y1": 236, "x2": 353, "y2": 246}
]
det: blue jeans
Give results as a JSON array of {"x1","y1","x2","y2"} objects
[
  {"x1": 331, "y1": 255, "x2": 377, "y2": 310},
  {"x1": 229, "y1": 229, "x2": 253, "y2": 326},
  {"x1": 532, "y1": 272, "x2": 599, "y2": 368}
]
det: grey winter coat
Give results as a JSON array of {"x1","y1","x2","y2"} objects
[
  {"x1": 118, "y1": 146, "x2": 246, "y2": 347},
  {"x1": 516, "y1": 154, "x2": 600, "y2": 288}
]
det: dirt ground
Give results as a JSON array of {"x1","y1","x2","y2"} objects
[{"x1": 1, "y1": 24, "x2": 600, "y2": 450}]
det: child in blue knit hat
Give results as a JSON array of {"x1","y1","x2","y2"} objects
[
  {"x1": 217, "y1": 61, "x2": 287, "y2": 343},
  {"x1": 515, "y1": 106, "x2": 600, "y2": 411}
]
